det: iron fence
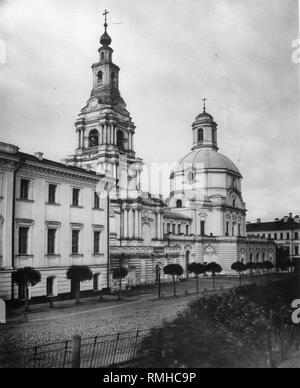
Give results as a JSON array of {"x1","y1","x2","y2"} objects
[{"x1": 0, "y1": 329, "x2": 152, "y2": 369}]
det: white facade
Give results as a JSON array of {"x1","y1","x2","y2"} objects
[{"x1": 0, "y1": 143, "x2": 108, "y2": 300}]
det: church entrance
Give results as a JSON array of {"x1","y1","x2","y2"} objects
[{"x1": 185, "y1": 250, "x2": 190, "y2": 278}]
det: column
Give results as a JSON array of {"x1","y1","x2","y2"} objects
[
  {"x1": 129, "y1": 134, "x2": 132, "y2": 150},
  {"x1": 81, "y1": 130, "x2": 85, "y2": 148},
  {"x1": 123, "y1": 209, "x2": 128, "y2": 238},
  {"x1": 103, "y1": 126, "x2": 107, "y2": 145},
  {"x1": 100, "y1": 126, "x2": 103, "y2": 145},
  {"x1": 158, "y1": 213, "x2": 162, "y2": 239},
  {"x1": 114, "y1": 127, "x2": 117, "y2": 145},
  {"x1": 110, "y1": 125, "x2": 114, "y2": 144},
  {"x1": 128, "y1": 209, "x2": 133, "y2": 239},
  {"x1": 135, "y1": 209, "x2": 139, "y2": 239},
  {"x1": 78, "y1": 131, "x2": 81, "y2": 148},
  {"x1": 138, "y1": 210, "x2": 142, "y2": 238}
]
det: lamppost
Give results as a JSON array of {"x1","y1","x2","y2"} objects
[{"x1": 156, "y1": 263, "x2": 163, "y2": 299}]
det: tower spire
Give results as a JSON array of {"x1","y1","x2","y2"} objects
[
  {"x1": 202, "y1": 97, "x2": 207, "y2": 113},
  {"x1": 103, "y1": 9, "x2": 109, "y2": 31},
  {"x1": 100, "y1": 9, "x2": 112, "y2": 47}
]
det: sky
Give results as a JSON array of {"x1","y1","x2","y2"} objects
[{"x1": 0, "y1": 0, "x2": 299, "y2": 222}]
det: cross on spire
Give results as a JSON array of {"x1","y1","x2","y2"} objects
[
  {"x1": 103, "y1": 9, "x2": 109, "y2": 30},
  {"x1": 202, "y1": 98, "x2": 207, "y2": 113}
]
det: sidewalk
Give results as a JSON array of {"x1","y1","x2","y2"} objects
[{"x1": 5, "y1": 293, "x2": 152, "y2": 325}]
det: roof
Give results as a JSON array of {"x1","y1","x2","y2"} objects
[
  {"x1": 0, "y1": 149, "x2": 103, "y2": 179},
  {"x1": 247, "y1": 219, "x2": 300, "y2": 232},
  {"x1": 163, "y1": 211, "x2": 193, "y2": 222},
  {"x1": 172, "y1": 148, "x2": 241, "y2": 176}
]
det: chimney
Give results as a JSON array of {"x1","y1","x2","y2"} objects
[
  {"x1": 34, "y1": 152, "x2": 44, "y2": 161},
  {"x1": 257, "y1": 219, "x2": 261, "y2": 224},
  {"x1": 0, "y1": 142, "x2": 19, "y2": 154},
  {"x1": 289, "y1": 212, "x2": 293, "y2": 219}
]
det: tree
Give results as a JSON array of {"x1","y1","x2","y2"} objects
[
  {"x1": 112, "y1": 266, "x2": 129, "y2": 300},
  {"x1": 263, "y1": 261, "x2": 275, "y2": 276},
  {"x1": 246, "y1": 262, "x2": 257, "y2": 282},
  {"x1": 205, "y1": 262, "x2": 222, "y2": 290},
  {"x1": 231, "y1": 262, "x2": 246, "y2": 286},
  {"x1": 66, "y1": 265, "x2": 93, "y2": 305},
  {"x1": 188, "y1": 262, "x2": 206, "y2": 293},
  {"x1": 12, "y1": 267, "x2": 41, "y2": 312},
  {"x1": 163, "y1": 264, "x2": 184, "y2": 296}
]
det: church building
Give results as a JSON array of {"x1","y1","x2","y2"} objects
[
  {"x1": 65, "y1": 13, "x2": 276, "y2": 286},
  {"x1": 0, "y1": 13, "x2": 276, "y2": 300}
]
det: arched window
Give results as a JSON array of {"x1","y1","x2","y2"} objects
[
  {"x1": 187, "y1": 171, "x2": 194, "y2": 183},
  {"x1": 176, "y1": 199, "x2": 182, "y2": 208},
  {"x1": 198, "y1": 128, "x2": 204, "y2": 142},
  {"x1": 101, "y1": 52, "x2": 104, "y2": 60},
  {"x1": 167, "y1": 223, "x2": 171, "y2": 234},
  {"x1": 89, "y1": 129, "x2": 99, "y2": 147},
  {"x1": 256, "y1": 252, "x2": 260, "y2": 262},
  {"x1": 250, "y1": 252, "x2": 253, "y2": 262},
  {"x1": 97, "y1": 71, "x2": 103, "y2": 85},
  {"x1": 232, "y1": 198, "x2": 236, "y2": 208},
  {"x1": 117, "y1": 130, "x2": 124, "y2": 150},
  {"x1": 213, "y1": 129, "x2": 216, "y2": 143}
]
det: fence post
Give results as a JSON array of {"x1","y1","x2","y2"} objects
[
  {"x1": 71, "y1": 335, "x2": 81, "y2": 368},
  {"x1": 112, "y1": 333, "x2": 120, "y2": 366}
]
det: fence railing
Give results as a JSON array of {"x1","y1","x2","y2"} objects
[{"x1": 0, "y1": 329, "x2": 152, "y2": 369}]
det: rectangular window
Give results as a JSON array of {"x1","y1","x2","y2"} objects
[
  {"x1": 274, "y1": 233, "x2": 277, "y2": 240},
  {"x1": 238, "y1": 225, "x2": 242, "y2": 236},
  {"x1": 287, "y1": 232, "x2": 290, "y2": 240},
  {"x1": 19, "y1": 227, "x2": 29, "y2": 255},
  {"x1": 20, "y1": 179, "x2": 30, "y2": 200},
  {"x1": 172, "y1": 224, "x2": 176, "y2": 234},
  {"x1": 94, "y1": 192, "x2": 100, "y2": 209},
  {"x1": 295, "y1": 246, "x2": 299, "y2": 256},
  {"x1": 295, "y1": 232, "x2": 299, "y2": 240},
  {"x1": 72, "y1": 188, "x2": 80, "y2": 207},
  {"x1": 72, "y1": 230, "x2": 80, "y2": 254},
  {"x1": 94, "y1": 231, "x2": 101, "y2": 254},
  {"x1": 200, "y1": 221, "x2": 205, "y2": 236},
  {"x1": 186, "y1": 225, "x2": 189, "y2": 235},
  {"x1": 178, "y1": 224, "x2": 181, "y2": 235},
  {"x1": 48, "y1": 184, "x2": 57, "y2": 204},
  {"x1": 167, "y1": 224, "x2": 171, "y2": 234},
  {"x1": 47, "y1": 229, "x2": 56, "y2": 255},
  {"x1": 268, "y1": 233, "x2": 271, "y2": 239},
  {"x1": 280, "y1": 233, "x2": 283, "y2": 240}
]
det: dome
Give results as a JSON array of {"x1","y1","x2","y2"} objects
[
  {"x1": 173, "y1": 148, "x2": 241, "y2": 176},
  {"x1": 195, "y1": 111, "x2": 214, "y2": 121},
  {"x1": 100, "y1": 31, "x2": 112, "y2": 46}
]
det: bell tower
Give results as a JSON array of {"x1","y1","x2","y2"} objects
[{"x1": 65, "y1": 10, "x2": 143, "y2": 196}]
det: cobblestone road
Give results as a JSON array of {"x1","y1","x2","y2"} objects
[{"x1": 0, "y1": 277, "x2": 242, "y2": 352}]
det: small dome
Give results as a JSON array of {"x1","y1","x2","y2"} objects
[
  {"x1": 100, "y1": 31, "x2": 112, "y2": 46},
  {"x1": 173, "y1": 148, "x2": 241, "y2": 176},
  {"x1": 196, "y1": 111, "x2": 213, "y2": 119}
]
